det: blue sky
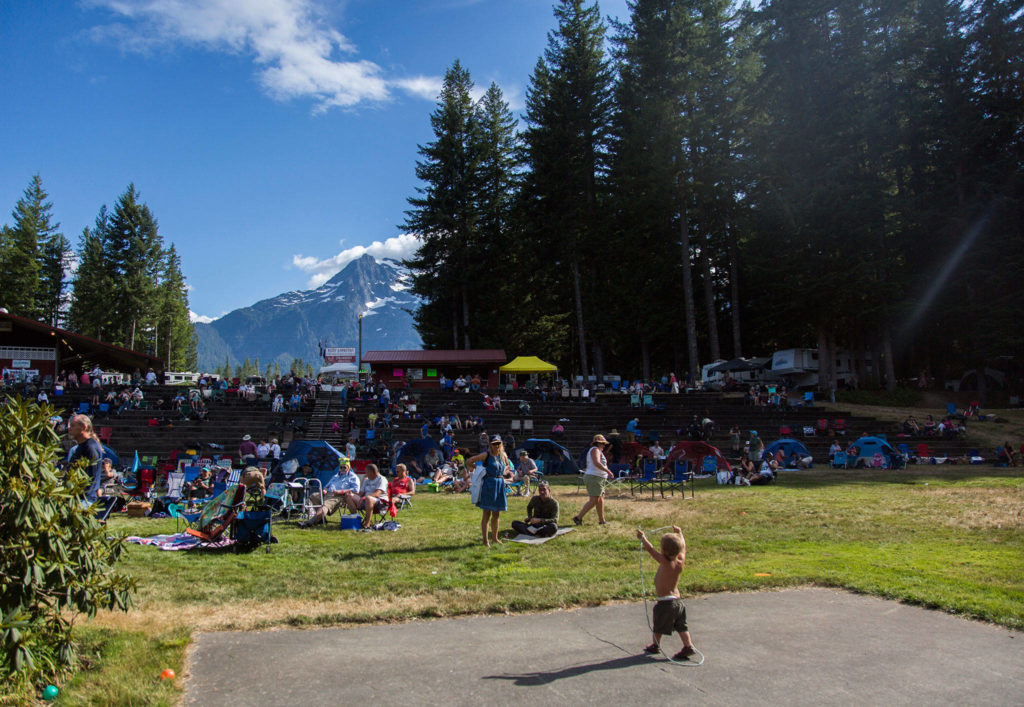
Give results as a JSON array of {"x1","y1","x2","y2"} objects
[{"x1": 0, "y1": 0, "x2": 629, "y2": 321}]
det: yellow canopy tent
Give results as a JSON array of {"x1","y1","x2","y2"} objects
[{"x1": 500, "y1": 356, "x2": 558, "y2": 373}]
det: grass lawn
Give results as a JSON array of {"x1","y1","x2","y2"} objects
[{"x1": 12, "y1": 465, "x2": 1024, "y2": 705}]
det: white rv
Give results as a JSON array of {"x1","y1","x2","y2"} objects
[{"x1": 770, "y1": 349, "x2": 870, "y2": 388}]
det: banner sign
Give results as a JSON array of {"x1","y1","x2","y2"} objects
[{"x1": 324, "y1": 347, "x2": 356, "y2": 364}]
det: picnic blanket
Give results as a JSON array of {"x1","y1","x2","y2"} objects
[
  {"x1": 125, "y1": 532, "x2": 235, "y2": 551},
  {"x1": 508, "y1": 527, "x2": 574, "y2": 545},
  {"x1": 356, "y1": 521, "x2": 401, "y2": 532}
]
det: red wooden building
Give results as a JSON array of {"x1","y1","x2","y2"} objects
[{"x1": 362, "y1": 349, "x2": 506, "y2": 389}]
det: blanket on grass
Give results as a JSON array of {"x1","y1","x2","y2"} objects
[
  {"x1": 508, "y1": 527, "x2": 574, "y2": 545},
  {"x1": 125, "y1": 532, "x2": 235, "y2": 551}
]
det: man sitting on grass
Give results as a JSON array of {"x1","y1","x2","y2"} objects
[{"x1": 510, "y1": 481, "x2": 559, "y2": 538}]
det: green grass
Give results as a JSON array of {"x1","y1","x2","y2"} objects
[{"x1": 11, "y1": 467, "x2": 1024, "y2": 705}]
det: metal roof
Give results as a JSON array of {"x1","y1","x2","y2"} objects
[{"x1": 362, "y1": 349, "x2": 506, "y2": 365}]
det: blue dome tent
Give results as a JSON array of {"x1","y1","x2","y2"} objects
[
  {"x1": 279, "y1": 440, "x2": 344, "y2": 486},
  {"x1": 846, "y1": 436, "x2": 899, "y2": 469},
  {"x1": 764, "y1": 438, "x2": 813, "y2": 468}
]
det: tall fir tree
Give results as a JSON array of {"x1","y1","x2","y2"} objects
[
  {"x1": 403, "y1": 60, "x2": 485, "y2": 349},
  {"x1": 520, "y1": 0, "x2": 615, "y2": 378},
  {"x1": 1, "y1": 175, "x2": 59, "y2": 320}
]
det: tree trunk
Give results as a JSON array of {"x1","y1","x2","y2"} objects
[
  {"x1": 680, "y1": 215, "x2": 699, "y2": 381},
  {"x1": 571, "y1": 252, "x2": 589, "y2": 381},
  {"x1": 700, "y1": 237, "x2": 721, "y2": 363},
  {"x1": 817, "y1": 325, "x2": 830, "y2": 396},
  {"x1": 727, "y1": 222, "x2": 742, "y2": 358},
  {"x1": 882, "y1": 329, "x2": 896, "y2": 392},
  {"x1": 871, "y1": 339, "x2": 884, "y2": 391},
  {"x1": 593, "y1": 341, "x2": 604, "y2": 386},
  {"x1": 462, "y1": 284, "x2": 470, "y2": 350},
  {"x1": 452, "y1": 302, "x2": 459, "y2": 350},
  {"x1": 641, "y1": 340, "x2": 651, "y2": 381}
]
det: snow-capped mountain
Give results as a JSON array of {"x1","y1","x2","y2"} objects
[{"x1": 195, "y1": 254, "x2": 422, "y2": 371}]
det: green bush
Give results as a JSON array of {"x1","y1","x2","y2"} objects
[{"x1": 0, "y1": 396, "x2": 135, "y2": 682}]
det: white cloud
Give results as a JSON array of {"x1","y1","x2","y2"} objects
[
  {"x1": 292, "y1": 233, "x2": 421, "y2": 288},
  {"x1": 86, "y1": 0, "x2": 439, "y2": 110},
  {"x1": 189, "y1": 310, "x2": 217, "y2": 323}
]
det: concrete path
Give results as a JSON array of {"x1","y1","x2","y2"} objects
[{"x1": 185, "y1": 588, "x2": 1024, "y2": 705}]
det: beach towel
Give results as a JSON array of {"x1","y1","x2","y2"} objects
[{"x1": 508, "y1": 527, "x2": 574, "y2": 545}]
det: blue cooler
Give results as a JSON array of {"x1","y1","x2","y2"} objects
[{"x1": 340, "y1": 514, "x2": 362, "y2": 530}]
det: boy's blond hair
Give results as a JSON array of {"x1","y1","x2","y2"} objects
[{"x1": 660, "y1": 532, "x2": 684, "y2": 559}]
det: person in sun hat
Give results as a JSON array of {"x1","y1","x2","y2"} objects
[
  {"x1": 465, "y1": 435, "x2": 511, "y2": 547},
  {"x1": 572, "y1": 433, "x2": 614, "y2": 526},
  {"x1": 238, "y1": 434, "x2": 257, "y2": 466},
  {"x1": 298, "y1": 455, "x2": 359, "y2": 527}
]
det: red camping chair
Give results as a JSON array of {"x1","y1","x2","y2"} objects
[
  {"x1": 833, "y1": 419, "x2": 846, "y2": 435},
  {"x1": 122, "y1": 468, "x2": 154, "y2": 499}
]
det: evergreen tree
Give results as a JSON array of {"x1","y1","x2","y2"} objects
[
  {"x1": 520, "y1": 0, "x2": 615, "y2": 378},
  {"x1": 155, "y1": 245, "x2": 196, "y2": 370},
  {"x1": 102, "y1": 184, "x2": 164, "y2": 351},
  {"x1": 67, "y1": 222, "x2": 111, "y2": 338},
  {"x1": 1, "y1": 175, "x2": 57, "y2": 319},
  {"x1": 403, "y1": 60, "x2": 484, "y2": 349}
]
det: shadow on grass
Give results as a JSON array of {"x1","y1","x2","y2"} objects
[{"x1": 482, "y1": 654, "x2": 651, "y2": 686}]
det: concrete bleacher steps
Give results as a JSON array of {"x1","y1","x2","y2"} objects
[{"x1": 47, "y1": 384, "x2": 978, "y2": 466}]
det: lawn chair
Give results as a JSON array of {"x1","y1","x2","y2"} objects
[
  {"x1": 817, "y1": 419, "x2": 829, "y2": 434},
  {"x1": 779, "y1": 425, "x2": 792, "y2": 436},
  {"x1": 233, "y1": 509, "x2": 272, "y2": 553},
  {"x1": 630, "y1": 394, "x2": 641, "y2": 408},
  {"x1": 831, "y1": 451, "x2": 848, "y2": 469},
  {"x1": 264, "y1": 482, "x2": 299, "y2": 519},
  {"x1": 629, "y1": 460, "x2": 661, "y2": 498},
  {"x1": 897, "y1": 443, "x2": 915, "y2": 465},
  {"x1": 701, "y1": 455, "x2": 718, "y2": 477},
  {"x1": 916, "y1": 443, "x2": 933, "y2": 461},
  {"x1": 663, "y1": 461, "x2": 694, "y2": 499},
  {"x1": 97, "y1": 426, "x2": 113, "y2": 445},
  {"x1": 184, "y1": 484, "x2": 246, "y2": 543},
  {"x1": 833, "y1": 419, "x2": 846, "y2": 435}
]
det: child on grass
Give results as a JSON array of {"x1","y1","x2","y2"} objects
[{"x1": 637, "y1": 525, "x2": 697, "y2": 660}]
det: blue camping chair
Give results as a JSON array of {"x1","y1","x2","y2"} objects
[
  {"x1": 701, "y1": 455, "x2": 718, "y2": 475},
  {"x1": 831, "y1": 451, "x2": 848, "y2": 468},
  {"x1": 629, "y1": 461, "x2": 661, "y2": 498},
  {"x1": 664, "y1": 461, "x2": 694, "y2": 499}
]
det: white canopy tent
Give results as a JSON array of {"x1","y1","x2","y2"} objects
[{"x1": 319, "y1": 362, "x2": 358, "y2": 375}]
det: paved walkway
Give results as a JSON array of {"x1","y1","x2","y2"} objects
[{"x1": 185, "y1": 588, "x2": 1024, "y2": 705}]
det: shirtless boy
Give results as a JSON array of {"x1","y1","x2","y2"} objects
[{"x1": 637, "y1": 526, "x2": 697, "y2": 660}]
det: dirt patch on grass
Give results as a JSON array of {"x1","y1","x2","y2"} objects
[
  {"x1": 918, "y1": 485, "x2": 1024, "y2": 529},
  {"x1": 91, "y1": 589, "x2": 511, "y2": 634}
]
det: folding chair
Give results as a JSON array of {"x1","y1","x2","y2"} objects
[
  {"x1": 831, "y1": 451, "x2": 848, "y2": 469},
  {"x1": 817, "y1": 419, "x2": 829, "y2": 434},
  {"x1": 233, "y1": 509, "x2": 272, "y2": 553},
  {"x1": 629, "y1": 460, "x2": 661, "y2": 498},
  {"x1": 833, "y1": 419, "x2": 846, "y2": 435},
  {"x1": 663, "y1": 461, "x2": 694, "y2": 499},
  {"x1": 630, "y1": 394, "x2": 641, "y2": 408},
  {"x1": 98, "y1": 427, "x2": 113, "y2": 444},
  {"x1": 700, "y1": 455, "x2": 718, "y2": 477},
  {"x1": 510, "y1": 419, "x2": 521, "y2": 432},
  {"x1": 185, "y1": 484, "x2": 246, "y2": 543},
  {"x1": 523, "y1": 419, "x2": 534, "y2": 433},
  {"x1": 779, "y1": 425, "x2": 792, "y2": 436},
  {"x1": 265, "y1": 482, "x2": 299, "y2": 519}
]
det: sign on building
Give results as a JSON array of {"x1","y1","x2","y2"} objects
[{"x1": 324, "y1": 347, "x2": 356, "y2": 364}]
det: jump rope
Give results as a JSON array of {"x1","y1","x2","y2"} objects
[{"x1": 637, "y1": 525, "x2": 705, "y2": 666}]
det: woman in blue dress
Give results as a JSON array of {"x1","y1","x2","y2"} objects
[{"x1": 466, "y1": 434, "x2": 510, "y2": 547}]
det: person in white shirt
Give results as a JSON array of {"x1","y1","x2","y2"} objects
[
  {"x1": 649, "y1": 442, "x2": 665, "y2": 459},
  {"x1": 256, "y1": 439, "x2": 271, "y2": 459},
  {"x1": 346, "y1": 440, "x2": 357, "y2": 460},
  {"x1": 298, "y1": 457, "x2": 360, "y2": 527},
  {"x1": 346, "y1": 463, "x2": 389, "y2": 528},
  {"x1": 269, "y1": 438, "x2": 282, "y2": 460}
]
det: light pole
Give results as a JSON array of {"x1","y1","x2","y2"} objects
[{"x1": 358, "y1": 314, "x2": 363, "y2": 381}]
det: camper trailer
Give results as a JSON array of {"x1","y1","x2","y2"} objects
[
  {"x1": 700, "y1": 357, "x2": 776, "y2": 390},
  {"x1": 770, "y1": 349, "x2": 870, "y2": 388}
]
